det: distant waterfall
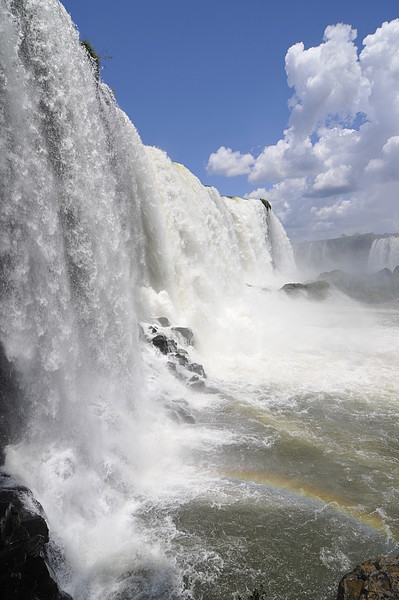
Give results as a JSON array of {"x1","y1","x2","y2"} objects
[{"x1": 368, "y1": 237, "x2": 399, "y2": 272}]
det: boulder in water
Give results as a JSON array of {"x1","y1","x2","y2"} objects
[
  {"x1": 337, "y1": 556, "x2": 399, "y2": 599},
  {"x1": 151, "y1": 334, "x2": 177, "y2": 354},
  {"x1": 281, "y1": 280, "x2": 330, "y2": 300},
  {"x1": 150, "y1": 334, "x2": 169, "y2": 354}
]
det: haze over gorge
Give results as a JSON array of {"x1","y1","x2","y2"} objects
[{"x1": 0, "y1": 2, "x2": 398, "y2": 600}]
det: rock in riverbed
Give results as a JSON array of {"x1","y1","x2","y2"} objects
[{"x1": 337, "y1": 556, "x2": 399, "y2": 599}]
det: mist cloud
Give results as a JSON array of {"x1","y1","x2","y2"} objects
[{"x1": 206, "y1": 20, "x2": 399, "y2": 239}]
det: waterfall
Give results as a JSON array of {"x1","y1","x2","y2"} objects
[
  {"x1": 0, "y1": 1, "x2": 297, "y2": 598},
  {"x1": 295, "y1": 234, "x2": 380, "y2": 275},
  {"x1": 265, "y1": 209, "x2": 295, "y2": 275},
  {"x1": 140, "y1": 147, "x2": 295, "y2": 331},
  {"x1": 368, "y1": 237, "x2": 399, "y2": 272}
]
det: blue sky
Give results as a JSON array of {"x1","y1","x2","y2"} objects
[{"x1": 60, "y1": 0, "x2": 399, "y2": 240}]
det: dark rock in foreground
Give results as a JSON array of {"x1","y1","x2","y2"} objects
[
  {"x1": 0, "y1": 474, "x2": 72, "y2": 600},
  {"x1": 281, "y1": 280, "x2": 330, "y2": 301},
  {"x1": 337, "y1": 556, "x2": 399, "y2": 599}
]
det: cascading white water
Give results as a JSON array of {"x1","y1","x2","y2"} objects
[
  {"x1": 0, "y1": 1, "x2": 178, "y2": 594},
  {"x1": 139, "y1": 147, "x2": 295, "y2": 333},
  {"x1": 1, "y1": 2, "x2": 399, "y2": 600},
  {"x1": 368, "y1": 237, "x2": 399, "y2": 272},
  {"x1": 0, "y1": 1, "x2": 300, "y2": 598}
]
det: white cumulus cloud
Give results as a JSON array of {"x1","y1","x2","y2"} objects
[
  {"x1": 245, "y1": 187, "x2": 268, "y2": 199},
  {"x1": 207, "y1": 19, "x2": 399, "y2": 240},
  {"x1": 206, "y1": 146, "x2": 254, "y2": 176}
]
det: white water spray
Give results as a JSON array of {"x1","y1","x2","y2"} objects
[{"x1": 0, "y1": 1, "x2": 298, "y2": 597}]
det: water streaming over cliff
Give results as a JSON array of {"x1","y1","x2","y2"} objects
[
  {"x1": 1, "y1": 2, "x2": 399, "y2": 599},
  {"x1": 368, "y1": 237, "x2": 399, "y2": 272}
]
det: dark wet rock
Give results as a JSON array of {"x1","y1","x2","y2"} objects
[
  {"x1": 155, "y1": 317, "x2": 170, "y2": 327},
  {"x1": 281, "y1": 280, "x2": 330, "y2": 301},
  {"x1": 172, "y1": 327, "x2": 195, "y2": 347},
  {"x1": 150, "y1": 334, "x2": 177, "y2": 355},
  {"x1": 260, "y1": 198, "x2": 271, "y2": 211},
  {"x1": 319, "y1": 268, "x2": 399, "y2": 304},
  {"x1": 144, "y1": 321, "x2": 210, "y2": 392},
  {"x1": 151, "y1": 334, "x2": 169, "y2": 354},
  {"x1": 187, "y1": 363, "x2": 206, "y2": 378},
  {"x1": 337, "y1": 556, "x2": 399, "y2": 599},
  {"x1": 0, "y1": 476, "x2": 73, "y2": 600},
  {"x1": 171, "y1": 352, "x2": 189, "y2": 366}
]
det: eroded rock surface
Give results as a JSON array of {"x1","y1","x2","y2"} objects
[{"x1": 337, "y1": 556, "x2": 399, "y2": 599}]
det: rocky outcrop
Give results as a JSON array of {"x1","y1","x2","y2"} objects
[
  {"x1": 280, "y1": 280, "x2": 330, "y2": 301},
  {"x1": 319, "y1": 267, "x2": 399, "y2": 304},
  {"x1": 337, "y1": 556, "x2": 399, "y2": 599},
  {"x1": 260, "y1": 198, "x2": 271, "y2": 211},
  {"x1": 0, "y1": 474, "x2": 72, "y2": 600},
  {"x1": 142, "y1": 318, "x2": 218, "y2": 417}
]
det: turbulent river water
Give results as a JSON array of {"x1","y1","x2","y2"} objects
[{"x1": 1, "y1": 1, "x2": 398, "y2": 599}]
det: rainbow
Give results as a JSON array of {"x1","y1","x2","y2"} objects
[{"x1": 223, "y1": 468, "x2": 397, "y2": 540}]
